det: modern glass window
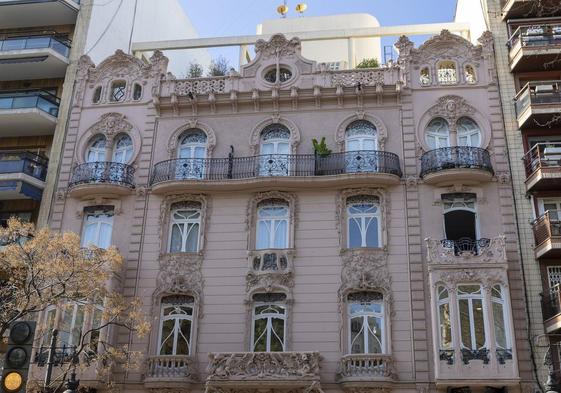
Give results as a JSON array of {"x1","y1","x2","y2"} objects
[
  {"x1": 425, "y1": 118, "x2": 450, "y2": 149},
  {"x1": 457, "y1": 117, "x2": 481, "y2": 147},
  {"x1": 420, "y1": 67, "x2": 431, "y2": 86},
  {"x1": 176, "y1": 129, "x2": 207, "y2": 179},
  {"x1": 347, "y1": 195, "x2": 381, "y2": 248},
  {"x1": 457, "y1": 285, "x2": 487, "y2": 351},
  {"x1": 86, "y1": 135, "x2": 107, "y2": 163},
  {"x1": 251, "y1": 293, "x2": 286, "y2": 352},
  {"x1": 491, "y1": 285, "x2": 510, "y2": 350},
  {"x1": 345, "y1": 120, "x2": 378, "y2": 173},
  {"x1": 169, "y1": 202, "x2": 201, "y2": 253},
  {"x1": 110, "y1": 81, "x2": 126, "y2": 102},
  {"x1": 464, "y1": 65, "x2": 477, "y2": 84},
  {"x1": 81, "y1": 206, "x2": 114, "y2": 249},
  {"x1": 259, "y1": 124, "x2": 290, "y2": 176},
  {"x1": 256, "y1": 200, "x2": 289, "y2": 250},
  {"x1": 348, "y1": 292, "x2": 385, "y2": 354},
  {"x1": 437, "y1": 286, "x2": 452, "y2": 349},
  {"x1": 437, "y1": 61, "x2": 458, "y2": 84},
  {"x1": 112, "y1": 134, "x2": 133, "y2": 164},
  {"x1": 158, "y1": 295, "x2": 194, "y2": 356},
  {"x1": 132, "y1": 83, "x2": 142, "y2": 100}
]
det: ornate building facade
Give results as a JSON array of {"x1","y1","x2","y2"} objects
[{"x1": 36, "y1": 31, "x2": 535, "y2": 393}]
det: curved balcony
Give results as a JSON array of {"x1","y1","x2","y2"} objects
[
  {"x1": 150, "y1": 151, "x2": 402, "y2": 193},
  {"x1": 144, "y1": 355, "x2": 198, "y2": 390},
  {"x1": 337, "y1": 354, "x2": 395, "y2": 388},
  {"x1": 68, "y1": 162, "x2": 135, "y2": 198},
  {"x1": 420, "y1": 147, "x2": 493, "y2": 186}
]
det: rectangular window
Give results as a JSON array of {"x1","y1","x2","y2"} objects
[
  {"x1": 346, "y1": 196, "x2": 381, "y2": 248},
  {"x1": 81, "y1": 206, "x2": 114, "y2": 249},
  {"x1": 256, "y1": 202, "x2": 289, "y2": 250},
  {"x1": 169, "y1": 203, "x2": 201, "y2": 253},
  {"x1": 251, "y1": 293, "x2": 286, "y2": 352},
  {"x1": 457, "y1": 285, "x2": 487, "y2": 350},
  {"x1": 348, "y1": 292, "x2": 385, "y2": 354},
  {"x1": 158, "y1": 295, "x2": 194, "y2": 356}
]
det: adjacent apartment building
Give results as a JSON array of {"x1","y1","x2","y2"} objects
[
  {"x1": 35, "y1": 27, "x2": 537, "y2": 393},
  {"x1": 456, "y1": 0, "x2": 561, "y2": 388}
]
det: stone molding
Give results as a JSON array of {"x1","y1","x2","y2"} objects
[
  {"x1": 431, "y1": 268, "x2": 508, "y2": 291},
  {"x1": 425, "y1": 235, "x2": 507, "y2": 265}
]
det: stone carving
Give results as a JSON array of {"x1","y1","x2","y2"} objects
[
  {"x1": 246, "y1": 270, "x2": 294, "y2": 294},
  {"x1": 331, "y1": 70, "x2": 385, "y2": 88},
  {"x1": 254, "y1": 34, "x2": 302, "y2": 60},
  {"x1": 88, "y1": 113, "x2": 133, "y2": 144},
  {"x1": 338, "y1": 249, "x2": 393, "y2": 313},
  {"x1": 496, "y1": 171, "x2": 511, "y2": 184},
  {"x1": 88, "y1": 49, "x2": 168, "y2": 84},
  {"x1": 206, "y1": 351, "x2": 321, "y2": 381},
  {"x1": 395, "y1": 36, "x2": 415, "y2": 66},
  {"x1": 435, "y1": 269, "x2": 508, "y2": 290},
  {"x1": 405, "y1": 176, "x2": 420, "y2": 188},
  {"x1": 337, "y1": 354, "x2": 396, "y2": 381},
  {"x1": 144, "y1": 354, "x2": 198, "y2": 383},
  {"x1": 406, "y1": 30, "x2": 483, "y2": 65},
  {"x1": 246, "y1": 249, "x2": 295, "y2": 294},
  {"x1": 428, "y1": 95, "x2": 476, "y2": 126},
  {"x1": 175, "y1": 78, "x2": 226, "y2": 96},
  {"x1": 425, "y1": 235, "x2": 507, "y2": 265}
]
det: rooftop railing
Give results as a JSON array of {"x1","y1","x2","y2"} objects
[
  {"x1": 514, "y1": 81, "x2": 561, "y2": 116},
  {"x1": 0, "y1": 89, "x2": 60, "y2": 117},
  {"x1": 0, "y1": 34, "x2": 71, "y2": 57},
  {"x1": 420, "y1": 147, "x2": 493, "y2": 178},
  {"x1": 0, "y1": 150, "x2": 48, "y2": 181},
  {"x1": 507, "y1": 23, "x2": 561, "y2": 49}
]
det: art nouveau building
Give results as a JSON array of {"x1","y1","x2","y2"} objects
[{"x1": 35, "y1": 31, "x2": 535, "y2": 393}]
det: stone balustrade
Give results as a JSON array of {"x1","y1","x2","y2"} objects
[
  {"x1": 337, "y1": 354, "x2": 395, "y2": 381},
  {"x1": 144, "y1": 355, "x2": 197, "y2": 388},
  {"x1": 425, "y1": 235, "x2": 507, "y2": 264}
]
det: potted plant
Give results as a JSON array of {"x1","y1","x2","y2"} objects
[{"x1": 312, "y1": 137, "x2": 332, "y2": 175}]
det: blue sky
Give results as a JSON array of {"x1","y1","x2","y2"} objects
[{"x1": 179, "y1": 0, "x2": 458, "y2": 68}]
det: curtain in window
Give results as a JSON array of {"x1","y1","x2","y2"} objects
[{"x1": 256, "y1": 202, "x2": 289, "y2": 249}]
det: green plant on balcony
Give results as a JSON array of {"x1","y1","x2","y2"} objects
[
  {"x1": 356, "y1": 58, "x2": 380, "y2": 69},
  {"x1": 312, "y1": 137, "x2": 332, "y2": 157}
]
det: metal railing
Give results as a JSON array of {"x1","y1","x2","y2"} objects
[
  {"x1": 0, "y1": 89, "x2": 60, "y2": 117},
  {"x1": 532, "y1": 210, "x2": 561, "y2": 247},
  {"x1": 0, "y1": 34, "x2": 70, "y2": 57},
  {"x1": 524, "y1": 142, "x2": 561, "y2": 176},
  {"x1": 507, "y1": 23, "x2": 561, "y2": 49},
  {"x1": 440, "y1": 238, "x2": 491, "y2": 256},
  {"x1": 0, "y1": 150, "x2": 48, "y2": 181},
  {"x1": 69, "y1": 162, "x2": 135, "y2": 188},
  {"x1": 420, "y1": 147, "x2": 493, "y2": 178},
  {"x1": 150, "y1": 150, "x2": 402, "y2": 185},
  {"x1": 542, "y1": 284, "x2": 561, "y2": 321},
  {"x1": 515, "y1": 81, "x2": 561, "y2": 116}
]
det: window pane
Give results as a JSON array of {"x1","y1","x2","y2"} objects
[
  {"x1": 176, "y1": 319, "x2": 192, "y2": 355},
  {"x1": 170, "y1": 225, "x2": 183, "y2": 252},
  {"x1": 83, "y1": 223, "x2": 97, "y2": 247},
  {"x1": 71, "y1": 305, "x2": 85, "y2": 347},
  {"x1": 348, "y1": 219, "x2": 362, "y2": 248},
  {"x1": 459, "y1": 299, "x2": 472, "y2": 349},
  {"x1": 185, "y1": 223, "x2": 199, "y2": 252},
  {"x1": 159, "y1": 320, "x2": 175, "y2": 355},
  {"x1": 270, "y1": 318, "x2": 285, "y2": 351},
  {"x1": 98, "y1": 222, "x2": 113, "y2": 249},
  {"x1": 350, "y1": 317, "x2": 365, "y2": 354},
  {"x1": 256, "y1": 220, "x2": 269, "y2": 249},
  {"x1": 365, "y1": 217, "x2": 379, "y2": 247},
  {"x1": 253, "y1": 318, "x2": 268, "y2": 352},
  {"x1": 492, "y1": 301, "x2": 507, "y2": 349},
  {"x1": 439, "y1": 303, "x2": 452, "y2": 349},
  {"x1": 274, "y1": 220, "x2": 288, "y2": 248},
  {"x1": 472, "y1": 299, "x2": 485, "y2": 348},
  {"x1": 367, "y1": 316, "x2": 383, "y2": 353}
]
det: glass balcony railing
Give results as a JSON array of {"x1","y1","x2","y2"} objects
[
  {"x1": 0, "y1": 35, "x2": 71, "y2": 57},
  {"x1": 507, "y1": 23, "x2": 561, "y2": 49},
  {"x1": 0, "y1": 150, "x2": 48, "y2": 181},
  {"x1": 0, "y1": 90, "x2": 60, "y2": 117},
  {"x1": 0, "y1": 0, "x2": 80, "y2": 4},
  {"x1": 515, "y1": 81, "x2": 561, "y2": 116}
]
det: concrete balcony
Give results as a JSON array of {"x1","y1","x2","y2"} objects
[
  {"x1": 533, "y1": 211, "x2": 561, "y2": 258},
  {"x1": 336, "y1": 354, "x2": 395, "y2": 389},
  {"x1": 425, "y1": 237, "x2": 507, "y2": 265},
  {"x1": 144, "y1": 355, "x2": 198, "y2": 390},
  {"x1": 68, "y1": 162, "x2": 135, "y2": 198},
  {"x1": 0, "y1": 151, "x2": 48, "y2": 201},
  {"x1": 0, "y1": 0, "x2": 79, "y2": 29},
  {"x1": 0, "y1": 35, "x2": 70, "y2": 81},
  {"x1": 206, "y1": 352, "x2": 321, "y2": 391},
  {"x1": 150, "y1": 151, "x2": 402, "y2": 194},
  {"x1": 420, "y1": 147, "x2": 494, "y2": 186},
  {"x1": 515, "y1": 81, "x2": 561, "y2": 129},
  {"x1": 507, "y1": 23, "x2": 561, "y2": 72},
  {"x1": 0, "y1": 90, "x2": 59, "y2": 136},
  {"x1": 524, "y1": 142, "x2": 561, "y2": 192}
]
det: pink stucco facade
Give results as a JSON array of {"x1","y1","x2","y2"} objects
[{"x1": 39, "y1": 31, "x2": 535, "y2": 393}]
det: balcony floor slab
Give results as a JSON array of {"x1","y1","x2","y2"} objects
[
  {"x1": 0, "y1": 49, "x2": 69, "y2": 81},
  {"x1": 0, "y1": 108, "x2": 57, "y2": 136}
]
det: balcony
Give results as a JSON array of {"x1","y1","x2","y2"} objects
[
  {"x1": 0, "y1": 35, "x2": 70, "y2": 81},
  {"x1": 524, "y1": 143, "x2": 561, "y2": 191},
  {"x1": 501, "y1": 0, "x2": 561, "y2": 19},
  {"x1": 68, "y1": 162, "x2": 135, "y2": 198},
  {"x1": 420, "y1": 147, "x2": 494, "y2": 186},
  {"x1": 542, "y1": 286, "x2": 561, "y2": 333},
  {"x1": 0, "y1": 90, "x2": 59, "y2": 136},
  {"x1": 206, "y1": 352, "x2": 321, "y2": 390},
  {"x1": 533, "y1": 211, "x2": 561, "y2": 258},
  {"x1": 515, "y1": 81, "x2": 561, "y2": 129},
  {"x1": 336, "y1": 354, "x2": 395, "y2": 388},
  {"x1": 425, "y1": 236, "x2": 507, "y2": 265},
  {"x1": 507, "y1": 24, "x2": 561, "y2": 72},
  {"x1": 150, "y1": 151, "x2": 402, "y2": 194},
  {"x1": 0, "y1": 151, "x2": 48, "y2": 201},
  {"x1": 0, "y1": 1, "x2": 79, "y2": 29},
  {"x1": 144, "y1": 355, "x2": 198, "y2": 390}
]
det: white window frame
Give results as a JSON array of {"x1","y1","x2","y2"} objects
[
  {"x1": 256, "y1": 202, "x2": 289, "y2": 250},
  {"x1": 490, "y1": 285, "x2": 511, "y2": 351},
  {"x1": 168, "y1": 206, "x2": 201, "y2": 253},
  {"x1": 251, "y1": 297, "x2": 287, "y2": 352},
  {"x1": 437, "y1": 285, "x2": 453, "y2": 350},
  {"x1": 86, "y1": 135, "x2": 107, "y2": 163},
  {"x1": 112, "y1": 134, "x2": 133, "y2": 164},
  {"x1": 157, "y1": 298, "x2": 194, "y2": 356},
  {"x1": 437, "y1": 60, "x2": 458, "y2": 85},
  {"x1": 456, "y1": 284, "x2": 488, "y2": 351},
  {"x1": 425, "y1": 118, "x2": 451, "y2": 149},
  {"x1": 347, "y1": 294, "x2": 386, "y2": 354},
  {"x1": 456, "y1": 117, "x2": 482, "y2": 148},
  {"x1": 346, "y1": 197, "x2": 381, "y2": 248},
  {"x1": 441, "y1": 194, "x2": 480, "y2": 241},
  {"x1": 81, "y1": 207, "x2": 114, "y2": 249}
]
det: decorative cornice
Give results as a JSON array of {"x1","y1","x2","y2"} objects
[{"x1": 254, "y1": 34, "x2": 302, "y2": 60}]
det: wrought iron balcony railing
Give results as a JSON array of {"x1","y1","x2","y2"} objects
[
  {"x1": 145, "y1": 355, "x2": 197, "y2": 382},
  {"x1": 441, "y1": 238, "x2": 491, "y2": 256},
  {"x1": 425, "y1": 236, "x2": 507, "y2": 264},
  {"x1": 337, "y1": 354, "x2": 395, "y2": 380},
  {"x1": 150, "y1": 150, "x2": 402, "y2": 185},
  {"x1": 524, "y1": 142, "x2": 561, "y2": 176},
  {"x1": 0, "y1": 34, "x2": 71, "y2": 57},
  {"x1": 420, "y1": 147, "x2": 493, "y2": 178},
  {"x1": 0, "y1": 150, "x2": 48, "y2": 181},
  {"x1": 0, "y1": 89, "x2": 60, "y2": 117},
  {"x1": 515, "y1": 81, "x2": 561, "y2": 117},
  {"x1": 69, "y1": 162, "x2": 135, "y2": 189},
  {"x1": 532, "y1": 210, "x2": 561, "y2": 247},
  {"x1": 507, "y1": 23, "x2": 561, "y2": 49}
]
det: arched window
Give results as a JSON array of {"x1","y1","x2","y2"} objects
[
  {"x1": 347, "y1": 195, "x2": 381, "y2": 248},
  {"x1": 169, "y1": 202, "x2": 201, "y2": 253},
  {"x1": 110, "y1": 81, "x2": 126, "y2": 102},
  {"x1": 457, "y1": 117, "x2": 481, "y2": 147},
  {"x1": 457, "y1": 285, "x2": 487, "y2": 351},
  {"x1": 348, "y1": 292, "x2": 385, "y2": 354},
  {"x1": 259, "y1": 124, "x2": 290, "y2": 177},
  {"x1": 176, "y1": 129, "x2": 207, "y2": 179},
  {"x1": 251, "y1": 293, "x2": 286, "y2": 352},
  {"x1": 442, "y1": 193, "x2": 477, "y2": 246},
  {"x1": 464, "y1": 65, "x2": 477, "y2": 84},
  {"x1": 81, "y1": 205, "x2": 114, "y2": 249},
  {"x1": 491, "y1": 285, "x2": 510, "y2": 351},
  {"x1": 256, "y1": 199, "x2": 289, "y2": 250},
  {"x1": 437, "y1": 286, "x2": 452, "y2": 350},
  {"x1": 158, "y1": 295, "x2": 194, "y2": 355},
  {"x1": 420, "y1": 67, "x2": 431, "y2": 86},
  {"x1": 86, "y1": 135, "x2": 107, "y2": 163},
  {"x1": 437, "y1": 61, "x2": 457, "y2": 84},
  {"x1": 425, "y1": 118, "x2": 450, "y2": 150},
  {"x1": 92, "y1": 86, "x2": 102, "y2": 104},
  {"x1": 132, "y1": 83, "x2": 142, "y2": 100},
  {"x1": 345, "y1": 120, "x2": 378, "y2": 173},
  {"x1": 112, "y1": 134, "x2": 133, "y2": 164}
]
